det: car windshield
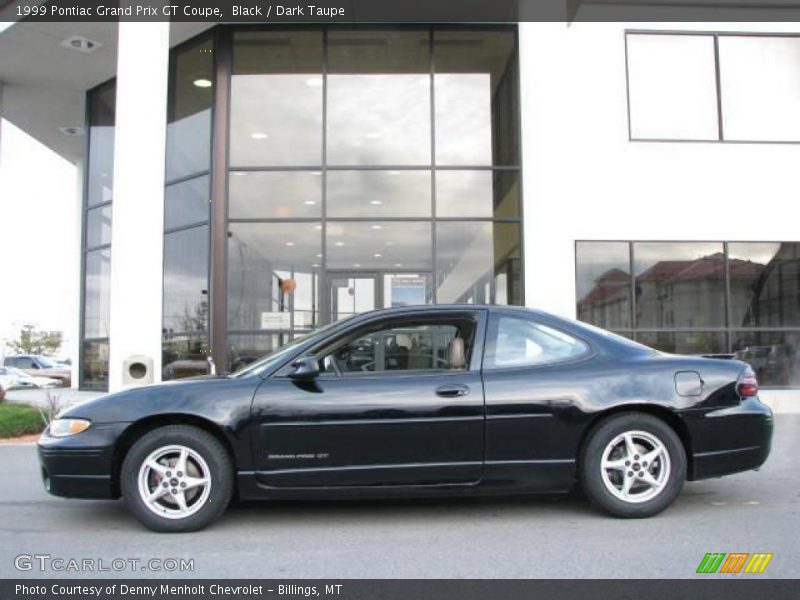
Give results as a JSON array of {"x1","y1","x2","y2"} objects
[{"x1": 230, "y1": 317, "x2": 356, "y2": 378}]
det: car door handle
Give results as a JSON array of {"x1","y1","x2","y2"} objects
[{"x1": 435, "y1": 384, "x2": 470, "y2": 398}]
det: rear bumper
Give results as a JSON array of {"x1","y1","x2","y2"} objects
[
  {"x1": 683, "y1": 397, "x2": 773, "y2": 480},
  {"x1": 37, "y1": 422, "x2": 129, "y2": 499}
]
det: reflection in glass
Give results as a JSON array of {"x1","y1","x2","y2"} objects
[
  {"x1": 626, "y1": 34, "x2": 719, "y2": 140},
  {"x1": 327, "y1": 30, "x2": 430, "y2": 166},
  {"x1": 436, "y1": 222, "x2": 521, "y2": 304},
  {"x1": 162, "y1": 336, "x2": 209, "y2": 381},
  {"x1": 732, "y1": 330, "x2": 800, "y2": 387},
  {"x1": 81, "y1": 340, "x2": 109, "y2": 391},
  {"x1": 229, "y1": 171, "x2": 321, "y2": 219},
  {"x1": 166, "y1": 36, "x2": 213, "y2": 181},
  {"x1": 228, "y1": 333, "x2": 291, "y2": 372},
  {"x1": 231, "y1": 31, "x2": 323, "y2": 167},
  {"x1": 228, "y1": 223, "x2": 321, "y2": 331},
  {"x1": 87, "y1": 81, "x2": 116, "y2": 207},
  {"x1": 576, "y1": 242, "x2": 631, "y2": 330},
  {"x1": 163, "y1": 226, "x2": 209, "y2": 335},
  {"x1": 326, "y1": 221, "x2": 432, "y2": 270},
  {"x1": 436, "y1": 170, "x2": 519, "y2": 218},
  {"x1": 327, "y1": 170, "x2": 431, "y2": 217},
  {"x1": 165, "y1": 176, "x2": 209, "y2": 230},
  {"x1": 86, "y1": 205, "x2": 112, "y2": 248},
  {"x1": 383, "y1": 273, "x2": 432, "y2": 307},
  {"x1": 434, "y1": 30, "x2": 518, "y2": 165},
  {"x1": 83, "y1": 248, "x2": 111, "y2": 340},
  {"x1": 728, "y1": 242, "x2": 800, "y2": 328},
  {"x1": 636, "y1": 331, "x2": 726, "y2": 356},
  {"x1": 633, "y1": 242, "x2": 725, "y2": 328},
  {"x1": 719, "y1": 36, "x2": 800, "y2": 142}
]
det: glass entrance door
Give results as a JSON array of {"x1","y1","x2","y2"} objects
[
  {"x1": 328, "y1": 273, "x2": 379, "y2": 322},
  {"x1": 326, "y1": 272, "x2": 433, "y2": 323}
]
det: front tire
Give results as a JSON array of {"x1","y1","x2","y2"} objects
[
  {"x1": 580, "y1": 413, "x2": 686, "y2": 518},
  {"x1": 121, "y1": 425, "x2": 233, "y2": 532}
]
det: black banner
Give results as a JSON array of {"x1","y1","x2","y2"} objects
[
  {"x1": 1, "y1": 580, "x2": 799, "y2": 600},
  {"x1": 5, "y1": 0, "x2": 800, "y2": 23}
]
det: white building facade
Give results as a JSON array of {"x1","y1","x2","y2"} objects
[{"x1": 0, "y1": 20, "x2": 798, "y2": 395}]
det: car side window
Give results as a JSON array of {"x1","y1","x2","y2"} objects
[
  {"x1": 486, "y1": 316, "x2": 589, "y2": 369},
  {"x1": 318, "y1": 319, "x2": 475, "y2": 375}
]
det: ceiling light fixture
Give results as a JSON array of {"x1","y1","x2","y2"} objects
[
  {"x1": 250, "y1": 132, "x2": 268, "y2": 140},
  {"x1": 284, "y1": 241, "x2": 295, "y2": 247},
  {"x1": 193, "y1": 78, "x2": 213, "y2": 88},
  {"x1": 335, "y1": 242, "x2": 345, "y2": 247},
  {"x1": 305, "y1": 77, "x2": 323, "y2": 87},
  {"x1": 371, "y1": 225, "x2": 382, "y2": 230},
  {"x1": 303, "y1": 200, "x2": 316, "y2": 205},
  {"x1": 373, "y1": 253, "x2": 382, "y2": 258},
  {"x1": 369, "y1": 200, "x2": 382, "y2": 205}
]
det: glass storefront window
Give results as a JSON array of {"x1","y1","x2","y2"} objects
[
  {"x1": 228, "y1": 333, "x2": 294, "y2": 373},
  {"x1": 86, "y1": 81, "x2": 116, "y2": 207},
  {"x1": 85, "y1": 205, "x2": 112, "y2": 249},
  {"x1": 728, "y1": 242, "x2": 800, "y2": 328},
  {"x1": 231, "y1": 31, "x2": 323, "y2": 167},
  {"x1": 81, "y1": 340, "x2": 109, "y2": 391},
  {"x1": 576, "y1": 241, "x2": 631, "y2": 330},
  {"x1": 436, "y1": 222, "x2": 521, "y2": 304},
  {"x1": 327, "y1": 30, "x2": 431, "y2": 166},
  {"x1": 636, "y1": 331, "x2": 727, "y2": 356},
  {"x1": 732, "y1": 330, "x2": 800, "y2": 387},
  {"x1": 162, "y1": 335, "x2": 209, "y2": 381},
  {"x1": 229, "y1": 171, "x2": 322, "y2": 219},
  {"x1": 166, "y1": 36, "x2": 213, "y2": 181},
  {"x1": 163, "y1": 226, "x2": 210, "y2": 336},
  {"x1": 83, "y1": 248, "x2": 111, "y2": 340},
  {"x1": 719, "y1": 36, "x2": 800, "y2": 142},
  {"x1": 434, "y1": 30, "x2": 518, "y2": 166},
  {"x1": 633, "y1": 242, "x2": 725, "y2": 328},
  {"x1": 327, "y1": 170, "x2": 431, "y2": 218},
  {"x1": 435, "y1": 170, "x2": 520, "y2": 218},
  {"x1": 165, "y1": 175, "x2": 210, "y2": 230},
  {"x1": 326, "y1": 221, "x2": 432, "y2": 270},
  {"x1": 577, "y1": 241, "x2": 800, "y2": 387},
  {"x1": 625, "y1": 34, "x2": 719, "y2": 141},
  {"x1": 228, "y1": 223, "x2": 321, "y2": 331}
]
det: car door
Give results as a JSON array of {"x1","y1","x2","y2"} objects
[
  {"x1": 250, "y1": 310, "x2": 487, "y2": 487},
  {"x1": 481, "y1": 311, "x2": 595, "y2": 491}
]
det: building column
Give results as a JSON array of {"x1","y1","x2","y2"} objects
[{"x1": 108, "y1": 22, "x2": 169, "y2": 391}]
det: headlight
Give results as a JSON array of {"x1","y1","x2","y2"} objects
[{"x1": 48, "y1": 419, "x2": 91, "y2": 438}]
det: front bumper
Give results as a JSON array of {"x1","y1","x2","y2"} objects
[
  {"x1": 683, "y1": 397, "x2": 773, "y2": 480},
  {"x1": 37, "y1": 422, "x2": 130, "y2": 499}
]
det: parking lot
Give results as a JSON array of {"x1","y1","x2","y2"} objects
[{"x1": 0, "y1": 415, "x2": 797, "y2": 579}]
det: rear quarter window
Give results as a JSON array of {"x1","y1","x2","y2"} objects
[{"x1": 486, "y1": 316, "x2": 590, "y2": 369}]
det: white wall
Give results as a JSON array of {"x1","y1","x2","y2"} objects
[{"x1": 519, "y1": 22, "x2": 800, "y2": 319}]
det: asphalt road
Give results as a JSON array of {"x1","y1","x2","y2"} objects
[{"x1": 1, "y1": 416, "x2": 798, "y2": 579}]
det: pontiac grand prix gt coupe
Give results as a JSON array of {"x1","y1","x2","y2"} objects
[{"x1": 38, "y1": 306, "x2": 773, "y2": 532}]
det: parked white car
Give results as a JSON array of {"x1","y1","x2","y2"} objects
[{"x1": 0, "y1": 366, "x2": 60, "y2": 389}]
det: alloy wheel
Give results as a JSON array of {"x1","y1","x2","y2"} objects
[
  {"x1": 599, "y1": 430, "x2": 671, "y2": 504},
  {"x1": 137, "y1": 444, "x2": 212, "y2": 520}
]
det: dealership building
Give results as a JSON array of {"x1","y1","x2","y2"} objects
[{"x1": 0, "y1": 14, "x2": 798, "y2": 395}]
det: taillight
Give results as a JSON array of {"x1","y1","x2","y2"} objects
[{"x1": 737, "y1": 366, "x2": 759, "y2": 397}]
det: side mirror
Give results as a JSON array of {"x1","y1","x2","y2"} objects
[{"x1": 289, "y1": 355, "x2": 320, "y2": 380}]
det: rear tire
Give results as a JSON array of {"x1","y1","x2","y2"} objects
[
  {"x1": 580, "y1": 412, "x2": 686, "y2": 518},
  {"x1": 121, "y1": 425, "x2": 233, "y2": 532}
]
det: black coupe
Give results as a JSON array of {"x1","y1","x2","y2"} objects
[{"x1": 39, "y1": 306, "x2": 773, "y2": 532}]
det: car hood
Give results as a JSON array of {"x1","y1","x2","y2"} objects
[{"x1": 59, "y1": 375, "x2": 261, "y2": 425}]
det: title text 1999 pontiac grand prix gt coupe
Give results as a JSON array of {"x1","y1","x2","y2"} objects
[{"x1": 38, "y1": 306, "x2": 772, "y2": 532}]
